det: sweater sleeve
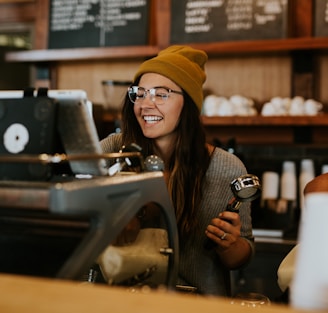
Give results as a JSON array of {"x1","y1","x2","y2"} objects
[
  {"x1": 100, "y1": 133, "x2": 123, "y2": 153},
  {"x1": 100, "y1": 133, "x2": 123, "y2": 166},
  {"x1": 178, "y1": 148, "x2": 255, "y2": 295},
  {"x1": 204, "y1": 148, "x2": 255, "y2": 249}
]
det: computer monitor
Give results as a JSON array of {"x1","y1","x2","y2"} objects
[{"x1": 0, "y1": 89, "x2": 107, "y2": 180}]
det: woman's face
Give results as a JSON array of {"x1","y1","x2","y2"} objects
[{"x1": 133, "y1": 73, "x2": 184, "y2": 142}]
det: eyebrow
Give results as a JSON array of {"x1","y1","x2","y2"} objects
[
  {"x1": 140, "y1": 85, "x2": 182, "y2": 92},
  {"x1": 138, "y1": 85, "x2": 178, "y2": 92}
]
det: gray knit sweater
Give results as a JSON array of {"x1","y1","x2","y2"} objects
[{"x1": 100, "y1": 133, "x2": 254, "y2": 296}]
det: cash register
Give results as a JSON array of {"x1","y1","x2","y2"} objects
[{"x1": 0, "y1": 89, "x2": 178, "y2": 289}]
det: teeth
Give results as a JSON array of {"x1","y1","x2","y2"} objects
[{"x1": 143, "y1": 116, "x2": 162, "y2": 122}]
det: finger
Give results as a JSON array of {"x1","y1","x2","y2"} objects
[
  {"x1": 220, "y1": 232, "x2": 227, "y2": 240},
  {"x1": 219, "y1": 211, "x2": 240, "y2": 225},
  {"x1": 206, "y1": 224, "x2": 223, "y2": 237},
  {"x1": 206, "y1": 228, "x2": 230, "y2": 245},
  {"x1": 208, "y1": 218, "x2": 233, "y2": 235}
]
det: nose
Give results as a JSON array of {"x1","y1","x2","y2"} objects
[{"x1": 140, "y1": 90, "x2": 156, "y2": 107}]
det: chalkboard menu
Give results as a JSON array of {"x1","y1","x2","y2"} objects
[
  {"x1": 170, "y1": 0, "x2": 289, "y2": 43},
  {"x1": 314, "y1": 0, "x2": 328, "y2": 37},
  {"x1": 48, "y1": 0, "x2": 150, "y2": 49}
]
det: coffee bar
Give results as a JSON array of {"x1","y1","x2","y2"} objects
[{"x1": 1, "y1": 0, "x2": 328, "y2": 311}]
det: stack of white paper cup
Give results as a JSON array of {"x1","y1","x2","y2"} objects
[
  {"x1": 261, "y1": 171, "x2": 279, "y2": 210},
  {"x1": 291, "y1": 192, "x2": 328, "y2": 310},
  {"x1": 280, "y1": 161, "x2": 297, "y2": 201},
  {"x1": 261, "y1": 171, "x2": 279, "y2": 200},
  {"x1": 299, "y1": 159, "x2": 315, "y2": 213}
]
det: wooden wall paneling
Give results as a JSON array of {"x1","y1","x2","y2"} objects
[
  {"x1": 203, "y1": 125, "x2": 295, "y2": 145},
  {"x1": 204, "y1": 124, "x2": 328, "y2": 145},
  {"x1": 32, "y1": 0, "x2": 52, "y2": 88},
  {"x1": 153, "y1": 0, "x2": 170, "y2": 49},
  {"x1": 291, "y1": 50, "x2": 315, "y2": 99},
  {"x1": 33, "y1": 0, "x2": 48, "y2": 49},
  {"x1": 0, "y1": 0, "x2": 34, "y2": 2},
  {"x1": 56, "y1": 60, "x2": 142, "y2": 105},
  {"x1": 315, "y1": 52, "x2": 328, "y2": 106},
  {"x1": 313, "y1": 126, "x2": 328, "y2": 144},
  {"x1": 0, "y1": 1, "x2": 36, "y2": 23},
  {"x1": 289, "y1": 0, "x2": 313, "y2": 37},
  {"x1": 204, "y1": 55, "x2": 292, "y2": 105},
  {"x1": 289, "y1": 0, "x2": 315, "y2": 101},
  {"x1": 148, "y1": 0, "x2": 157, "y2": 45}
]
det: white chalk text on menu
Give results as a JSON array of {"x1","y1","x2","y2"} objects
[
  {"x1": 314, "y1": 0, "x2": 328, "y2": 37},
  {"x1": 171, "y1": 0, "x2": 289, "y2": 43},
  {"x1": 48, "y1": 0, "x2": 149, "y2": 49}
]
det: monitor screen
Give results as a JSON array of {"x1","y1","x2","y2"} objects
[{"x1": 0, "y1": 89, "x2": 107, "y2": 180}]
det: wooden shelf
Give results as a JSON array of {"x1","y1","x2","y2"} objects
[
  {"x1": 99, "y1": 114, "x2": 328, "y2": 145},
  {"x1": 201, "y1": 114, "x2": 328, "y2": 126},
  {"x1": 102, "y1": 112, "x2": 328, "y2": 126},
  {"x1": 5, "y1": 45, "x2": 160, "y2": 62},
  {"x1": 201, "y1": 115, "x2": 328, "y2": 145},
  {"x1": 194, "y1": 37, "x2": 328, "y2": 55},
  {"x1": 5, "y1": 37, "x2": 328, "y2": 63}
]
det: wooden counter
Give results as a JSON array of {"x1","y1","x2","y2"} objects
[{"x1": 0, "y1": 274, "x2": 322, "y2": 313}]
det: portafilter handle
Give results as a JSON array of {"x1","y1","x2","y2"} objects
[
  {"x1": 226, "y1": 174, "x2": 261, "y2": 213},
  {"x1": 204, "y1": 174, "x2": 261, "y2": 249}
]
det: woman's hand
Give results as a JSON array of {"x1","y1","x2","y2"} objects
[
  {"x1": 205, "y1": 211, "x2": 241, "y2": 249},
  {"x1": 205, "y1": 211, "x2": 251, "y2": 269}
]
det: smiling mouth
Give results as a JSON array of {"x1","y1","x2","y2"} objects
[{"x1": 143, "y1": 115, "x2": 163, "y2": 123}]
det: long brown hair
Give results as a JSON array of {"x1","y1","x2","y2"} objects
[{"x1": 121, "y1": 82, "x2": 211, "y2": 240}]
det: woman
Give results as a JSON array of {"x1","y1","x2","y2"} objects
[{"x1": 100, "y1": 45, "x2": 254, "y2": 296}]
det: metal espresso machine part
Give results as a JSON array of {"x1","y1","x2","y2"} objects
[
  {"x1": 227, "y1": 174, "x2": 261, "y2": 213},
  {"x1": 0, "y1": 150, "x2": 178, "y2": 290},
  {"x1": 205, "y1": 174, "x2": 261, "y2": 249}
]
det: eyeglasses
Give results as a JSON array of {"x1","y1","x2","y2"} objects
[{"x1": 128, "y1": 86, "x2": 183, "y2": 105}]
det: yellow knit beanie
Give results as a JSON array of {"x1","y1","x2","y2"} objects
[{"x1": 134, "y1": 45, "x2": 208, "y2": 111}]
